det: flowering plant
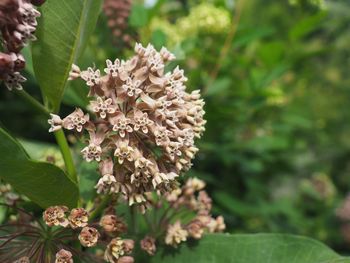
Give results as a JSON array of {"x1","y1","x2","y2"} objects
[{"x1": 0, "y1": 1, "x2": 349, "y2": 263}]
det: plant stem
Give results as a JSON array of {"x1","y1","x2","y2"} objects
[
  {"x1": 54, "y1": 130, "x2": 78, "y2": 184},
  {"x1": 14, "y1": 89, "x2": 49, "y2": 116},
  {"x1": 89, "y1": 195, "x2": 112, "y2": 221},
  {"x1": 15, "y1": 90, "x2": 78, "y2": 187},
  {"x1": 130, "y1": 205, "x2": 136, "y2": 234},
  {"x1": 203, "y1": 0, "x2": 245, "y2": 94}
]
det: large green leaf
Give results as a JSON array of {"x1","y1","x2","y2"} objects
[
  {"x1": 0, "y1": 128, "x2": 79, "y2": 208},
  {"x1": 32, "y1": 0, "x2": 103, "y2": 112},
  {"x1": 143, "y1": 234, "x2": 350, "y2": 263}
]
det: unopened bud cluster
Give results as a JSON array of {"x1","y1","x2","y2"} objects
[
  {"x1": 138, "y1": 177, "x2": 225, "y2": 255},
  {"x1": 0, "y1": 0, "x2": 43, "y2": 90},
  {"x1": 43, "y1": 206, "x2": 100, "y2": 248},
  {"x1": 103, "y1": 0, "x2": 136, "y2": 47},
  {"x1": 48, "y1": 43, "x2": 206, "y2": 210},
  {"x1": 43, "y1": 205, "x2": 134, "y2": 263}
]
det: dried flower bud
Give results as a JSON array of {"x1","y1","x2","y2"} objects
[
  {"x1": 117, "y1": 256, "x2": 134, "y2": 263},
  {"x1": 104, "y1": 238, "x2": 127, "y2": 262},
  {"x1": 140, "y1": 236, "x2": 156, "y2": 255},
  {"x1": 43, "y1": 206, "x2": 69, "y2": 227},
  {"x1": 165, "y1": 221, "x2": 188, "y2": 247},
  {"x1": 100, "y1": 214, "x2": 127, "y2": 234},
  {"x1": 68, "y1": 208, "x2": 89, "y2": 229},
  {"x1": 14, "y1": 257, "x2": 30, "y2": 263},
  {"x1": 197, "y1": 190, "x2": 212, "y2": 212},
  {"x1": 184, "y1": 177, "x2": 205, "y2": 196},
  {"x1": 55, "y1": 249, "x2": 73, "y2": 263},
  {"x1": 207, "y1": 215, "x2": 226, "y2": 233},
  {"x1": 78, "y1": 226, "x2": 100, "y2": 247},
  {"x1": 123, "y1": 239, "x2": 134, "y2": 254},
  {"x1": 186, "y1": 219, "x2": 204, "y2": 239}
]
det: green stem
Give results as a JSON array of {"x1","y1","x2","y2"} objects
[
  {"x1": 130, "y1": 205, "x2": 136, "y2": 234},
  {"x1": 54, "y1": 130, "x2": 78, "y2": 184},
  {"x1": 15, "y1": 89, "x2": 49, "y2": 116},
  {"x1": 15, "y1": 89, "x2": 78, "y2": 185},
  {"x1": 89, "y1": 195, "x2": 112, "y2": 221}
]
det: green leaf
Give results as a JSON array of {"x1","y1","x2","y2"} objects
[
  {"x1": 289, "y1": 11, "x2": 326, "y2": 41},
  {"x1": 0, "y1": 127, "x2": 79, "y2": 208},
  {"x1": 145, "y1": 234, "x2": 350, "y2": 263},
  {"x1": 32, "y1": 0, "x2": 103, "y2": 112}
]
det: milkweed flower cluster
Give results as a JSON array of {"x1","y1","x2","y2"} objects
[
  {"x1": 48, "y1": 42, "x2": 206, "y2": 210},
  {"x1": 0, "y1": 0, "x2": 43, "y2": 90},
  {"x1": 103, "y1": 0, "x2": 135, "y2": 47}
]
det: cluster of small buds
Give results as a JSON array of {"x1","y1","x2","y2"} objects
[
  {"x1": 55, "y1": 249, "x2": 74, "y2": 263},
  {"x1": 139, "y1": 177, "x2": 225, "y2": 253},
  {"x1": 48, "y1": 43, "x2": 206, "y2": 211},
  {"x1": 103, "y1": 0, "x2": 136, "y2": 48},
  {"x1": 43, "y1": 205, "x2": 134, "y2": 263},
  {"x1": 140, "y1": 236, "x2": 156, "y2": 256},
  {"x1": 43, "y1": 206, "x2": 100, "y2": 248},
  {"x1": 0, "y1": 0, "x2": 44, "y2": 90}
]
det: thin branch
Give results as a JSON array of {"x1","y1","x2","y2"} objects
[{"x1": 203, "y1": 0, "x2": 245, "y2": 94}]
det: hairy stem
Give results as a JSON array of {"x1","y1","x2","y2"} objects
[{"x1": 203, "y1": 0, "x2": 245, "y2": 94}]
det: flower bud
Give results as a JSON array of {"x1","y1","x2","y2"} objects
[
  {"x1": 14, "y1": 257, "x2": 30, "y2": 263},
  {"x1": 43, "y1": 206, "x2": 69, "y2": 227},
  {"x1": 68, "y1": 208, "x2": 89, "y2": 229},
  {"x1": 123, "y1": 239, "x2": 134, "y2": 254},
  {"x1": 100, "y1": 214, "x2": 127, "y2": 234},
  {"x1": 186, "y1": 219, "x2": 204, "y2": 239},
  {"x1": 55, "y1": 249, "x2": 73, "y2": 263},
  {"x1": 78, "y1": 227, "x2": 99, "y2": 247},
  {"x1": 140, "y1": 236, "x2": 156, "y2": 256},
  {"x1": 118, "y1": 256, "x2": 134, "y2": 263}
]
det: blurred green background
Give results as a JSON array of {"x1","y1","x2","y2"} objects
[{"x1": 1, "y1": 0, "x2": 350, "y2": 253}]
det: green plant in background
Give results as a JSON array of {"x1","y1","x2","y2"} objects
[
  {"x1": 289, "y1": 0, "x2": 326, "y2": 9},
  {"x1": 1, "y1": 0, "x2": 350, "y2": 262}
]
